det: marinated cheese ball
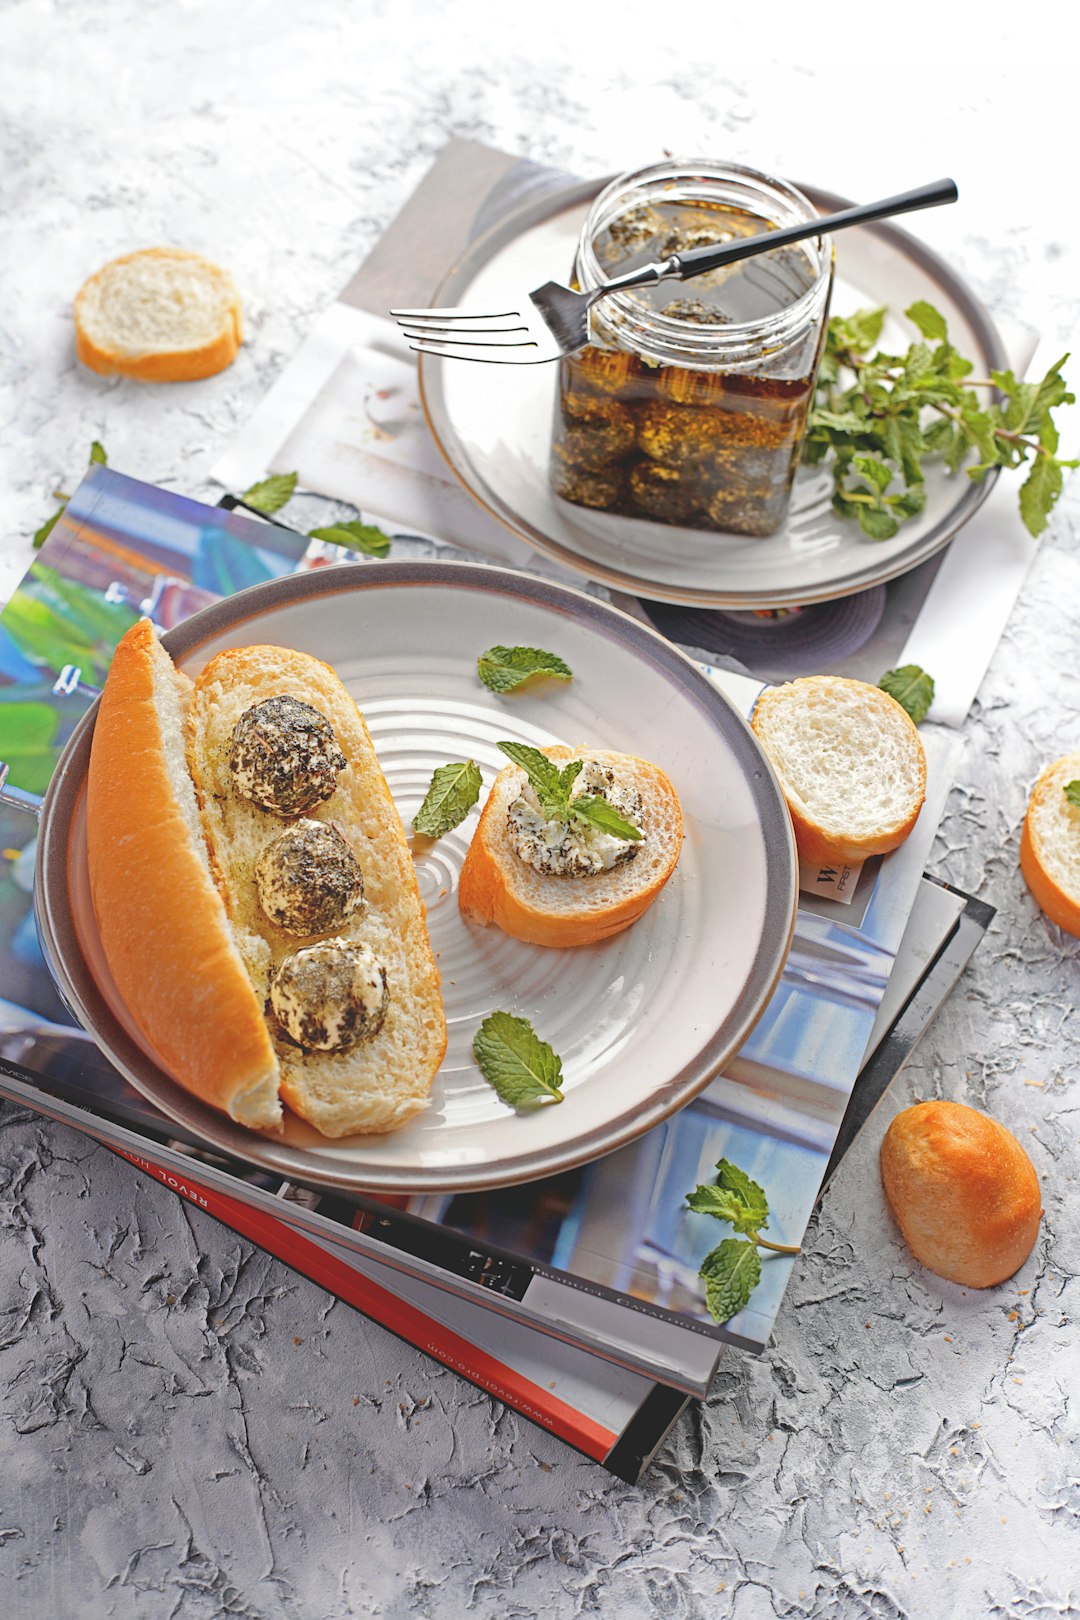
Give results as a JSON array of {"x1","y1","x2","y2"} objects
[
  {"x1": 270, "y1": 938, "x2": 388, "y2": 1051},
  {"x1": 552, "y1": 461, "x2": 623, "y2": 509},
  {"x1": 629, "y1": 461, "x2": 702, "y2": 523},
  {"x1": 254, "y1": 819, "x2": 364, "y2": 936},
  {"x1": 229, "y1": 695, "x2": 346, "y2": 818},
  {"x1": 556, "y1": 395, "x2": 635, "y2": 466}
]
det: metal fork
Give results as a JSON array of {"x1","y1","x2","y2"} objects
[{"x1": 392, "y1": 178, "x2": 958, "y2": 365}]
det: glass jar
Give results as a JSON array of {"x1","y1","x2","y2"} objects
[{"x1": 550, "y1": 160, "x2": 834, "y2": 537}]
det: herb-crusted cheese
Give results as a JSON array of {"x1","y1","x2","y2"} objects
[
  {"x1": 507, "y1": 759, "x2": 644, "y2": 876},
  {"x1": 270, "y1": 938, "x2": 388, "y2": 1051}
]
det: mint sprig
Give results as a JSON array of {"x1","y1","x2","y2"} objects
[
  {"x1": 496, "y1": 742, "x2": 641, "y2": 842},
  {"x1": 477, "y1": 645, "x2": 573, "y2": 694},
  {"x1": 806, "y1": 303, "x2": 1076, "y2": 540},
  {"x1": 687, "y1": 1157, "x2": 798, "y2": 1325},
  {"x1": 413, "y1": 760, "x2": 482, "y2": 837},
  {"x1": 473, "y1": 1011, "x2": 564, "y2": 1108},
  {"x1": 880, "y1": 664, "x2": 935, "y2": 725}
]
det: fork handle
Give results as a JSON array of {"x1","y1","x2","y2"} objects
[{"x1": 597, "y1": 178, "x2": 959, "y2": 297}]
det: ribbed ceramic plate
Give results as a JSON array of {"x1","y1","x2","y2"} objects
[
  {"x1": 36, "y1": 561, "x2": 797, "y2": 1193},
  {"x1": 419, "y1": 180, "x2": 1008, "y2": 609}
]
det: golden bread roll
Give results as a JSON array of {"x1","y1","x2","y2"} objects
[{"x1": 880, "y1": 1100, "x2": 1042, "y2": 1288}]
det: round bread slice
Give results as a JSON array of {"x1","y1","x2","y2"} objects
[
  {"x1": 1020, "y1": 750, "x2": 1080, "y2": 936},
  {"x1": 751, "y1": 675, "x2": 926, "y2": 866},
  {"x1": 880, "y1": 1100, "x2": 1042, "y2": 1288},
  {"x1": 188, "y1": 645, "x2": 446, "y2": 1138},
  {"x1": 75, "y1": 248, "x2": 242, "y2": 381},
  {"x1": 86, "y1": 620, "x2": 282, "y2": 1131},
  {"x1": 458, "y1": 747, "x2": 683, "y2": 948}
]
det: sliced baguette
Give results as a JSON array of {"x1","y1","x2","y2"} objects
[
  {"x1": 74, "y1": 248, "x2": 242, "y2": 381},
  {"x1": 751, "y1": 675, "x2": 926, "y2": 866},
  {"x1": 458, "y1": 747, "x2": 682, "y2": 948},
  {"x1": 1020, "y1": 751, "x2": 1080, "y2": 936},
  {"x1": 86, "y1": 620, "x2": 282, "y2": 1131},
  {"x1": 188, "y1": 645, "x2": 446, "y2": 1137}
]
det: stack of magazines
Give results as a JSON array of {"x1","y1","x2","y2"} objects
[{"x1": 0, "y1": 470, "x2": 991, "y2": 1481}]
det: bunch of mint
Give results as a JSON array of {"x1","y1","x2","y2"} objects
[{"x1": 805, "y1": 302, "x2": 1075, "y2": 540}]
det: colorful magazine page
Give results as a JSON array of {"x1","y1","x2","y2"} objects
[{"x1": 1, "y1": 467, "x2": 953, "y2": 1361}]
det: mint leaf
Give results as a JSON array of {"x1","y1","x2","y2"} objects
[
  {"x1": 880, "y1": 663, "x2": 935, "y2": 724},
  {"x1": 905, "y1": 301, "x2": 949, "y2": 342},
  {"x1": 570, "y1": 795, "x2": 642, "y2": 841},
  {"x1": 1018, "y1": 454, "x2": 1064, "y2": 538},
  {"x1": 715, "y1": 1159, "x2": 769, "y2": 1232},
  {"x1": 473, "y1": 1011, "x2": 564, "y2": 1108},
  {"x1": 412, "y1": 760, "x2": 482, "y2": 837},
  {"x1": 308, "y1": 521, "x2": 391, "y2": 556},
  {"x1": 700, "y1": 1239, "x2": 761, "y2": 1324},
  {"x1": 1065, "y1": 781, "x2": 1080, "y2": 810},
  {"x1": 89, "y1": 440, "x2": 108, "y2": 466},
  {"x1": 241, "y1": 472, "x2": 298, "y2": 514},
  {"x1": 32, "y1": 507, "x2": 65, "y2": 549},
  {"x1": 687, "y1": 1184, "x2": 755, "y2": 1228},
  {"x1": 858, "y1": 506, "x2": 899, "y2": 541},
  {"x1": 477, "y1": 645, "x2": 573, "y2": 694},
  {"x1": 496, "y1": 740, "x2": 568, "y2": 818}
]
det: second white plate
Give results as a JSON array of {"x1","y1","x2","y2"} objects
[{"x1": 420, "y1": 179, "x2": 1008, "y2": 609}]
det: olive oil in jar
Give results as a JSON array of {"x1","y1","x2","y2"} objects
[{"x1": 551, "y1": 165, "x2": 833, "y2": 538}]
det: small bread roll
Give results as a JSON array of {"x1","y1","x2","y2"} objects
[
  {"x1": 1020, "y1": 750, "x2": 1080, "y2": 937},
  {"x1": 751, "y1": 675, "x2": 926, "y2": 866},
  {"x1": 880, "y1": 1100, "x2": 1042, "y2": 1288}
]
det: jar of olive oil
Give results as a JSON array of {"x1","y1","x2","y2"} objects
[{"x1": 551, "y1": 160, "x2": 834, "y2": 537}]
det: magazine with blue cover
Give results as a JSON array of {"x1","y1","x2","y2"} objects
[{"x1": 0, "y1": 466, "x2": 973, "y2": 1379}]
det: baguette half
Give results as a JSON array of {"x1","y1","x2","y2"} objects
[
  {"x1": 458, "y1": 747, "x2": 682, "y2": 948},
  {"x1": 75, "y1": 248, "x2": 242, "y2": 382},
  {"x1": 85, "y1": 620, "x2": 282, "y2": 1130},
  {"x1": 188, "y1": 645, "x2": 446, "y2": 1137},
  {"x1": 751, "y1": 675, "x2": 926, "y2": 866},
  {"x1": 1020, "y1": 750, "x2": 1080, "y2": 936}
]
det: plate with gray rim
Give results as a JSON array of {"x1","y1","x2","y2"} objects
[
  {"x1": 419, "y1": 179, "x2": 1008, "y2": 609},
  {"x1": 36, "y1": 560, "x2": 797, "y2": 1194}
]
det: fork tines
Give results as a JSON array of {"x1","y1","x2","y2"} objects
[{"x1": 390, "y1": 306, "x2": 544, "y2": 364}]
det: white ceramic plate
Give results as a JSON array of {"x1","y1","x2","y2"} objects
[
  {"x1": 420, "y1": 180, "x2": 1008, "y2": 609},
  {"x1": 37, "y1": 562, "x2": 797, "y2": 1193}
]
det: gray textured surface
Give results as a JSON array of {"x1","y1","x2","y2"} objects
[{"x1": 3, "y1": 6, "x2": 1080, "y2": 1615}]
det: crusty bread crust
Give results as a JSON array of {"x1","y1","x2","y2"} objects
[
  {"x1": 86, "y1": 621, "x2": 282, "y2": 1130},
  {"x1": 1020, "y1": 753, "x2": 1080, "y2": 937},
  {"x1": 189, "y1": 645, "x2": 447, "y2": 1137},
  {"x1": 751, "y1": 676, "x2": 926, "y2": 866},
  {"x1": 458, "y1": 746, "x2": 683, "y2": 948},
  {"x1": 880, "y1": 1100, "x2": 1042, "y2": 1288},
  {"x1": 74, "y1": 248, "x2": 242, "y2": 382}
]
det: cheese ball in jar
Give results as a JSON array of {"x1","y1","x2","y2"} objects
[{"x1": 550, "y1": 160, "x2": 834, "y2": 537}]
